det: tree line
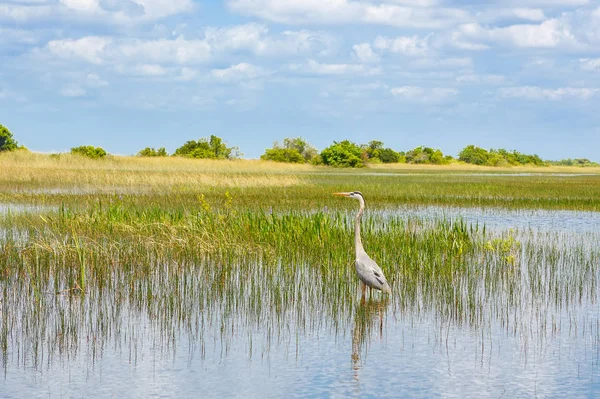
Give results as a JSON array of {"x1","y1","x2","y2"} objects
[{"x1": 1, "y1": 124, "x2": 598, "y2": 168}]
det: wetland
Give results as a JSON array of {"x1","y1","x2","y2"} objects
[{"x1": 1, "y1": 152, "x2": 600, "y2": 397}]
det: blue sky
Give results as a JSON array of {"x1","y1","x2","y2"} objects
[{"x1": 1, "y1": 0, "x2": 600, "y2": 160}]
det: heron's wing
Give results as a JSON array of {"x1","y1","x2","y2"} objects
[{"x1": 355, "y1": 251, "x2": 390, "y2": 290}]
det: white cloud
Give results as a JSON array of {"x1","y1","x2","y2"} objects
[
  {"x1": 352, "y1": 43, "x2": 380, "y2": 63},
  {"x1": 0, "y1": 4, "x2": 53, "y2": 21},
  {"x1": 373, "y1": 34, "x2": 430, "y2": 56},
  {"x1": 133, "y1": 0, "x2": 194, "y2": 20},
  {"x1": 499, "y1": 86, "x2": 599, "y2": 100},
  {"x1": 451, "y1": 13, "x2": 593, "y2": 51},
  {"x1": 475, "y1": 8, "x2": 546, "y2": 23},
  {"x1": 512, "y1": 8, "x2": 546, "y2": 21},
  {"x1": 580, "y1": 58, "x2": 600, "y2": 71},
  {"x1": 204, "y1": 24, "x2": 336, "y2": 57},
  {"x1": 289, "y1": 59, "x2": 381, "y2": 76},
  {"x1": 60, "y1": 85, "x2": 86, "y2": 97},
  {"x1": 227, "y1": 0, "x2": 470, "y2": 29},
  {"x1": 134, "y1": 64, "x2": 168, "y2": 76},
  {"x1": 60, "y1": 0, "x2": 101, "y2": 13},
  {"x1": 1, "y1": 0, "x2": 194, "y2": 23},
  {"x1": 456, "y1": 74, "x2": 505, "y2": 85},
  {"x1": 391, "y1": 86, "x2": 458, "y2": 102},
  {"x1": 85, "y1": 73, "x2": 108, "y2": 87},
  {"x1": 178, "y1": 67, "x2": 199, "y2": 81},
  {"x1": 514, "y1": 0, "x2": 589, "y2": 6},
  {"x1": 116, "y1": 36, "x2": 212, "y2": 64},
  {"x1": 42, "y1": 24, "x2": 336, "y2": 67},
  {"x1": 410, "y1": 57, "x2": 472, "y2": 69},
  {"x1": 47, "y1": 36, "x2": 111, "y2": 64},
  {"x1": 211, "y1": 63, "x2": 271, "y2": 81}
]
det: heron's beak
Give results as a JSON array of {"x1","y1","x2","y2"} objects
[{"x1": 333, "y1": 192, "x2": 351, "y2": 197}]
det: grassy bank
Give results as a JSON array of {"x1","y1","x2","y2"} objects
[{"x1": 1, "y1": 151, "x2": 600, "y2": 211}]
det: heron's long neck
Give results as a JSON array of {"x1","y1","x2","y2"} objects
[{"x1": 354, "y1": 201, "x2": 365, "y2": 257}]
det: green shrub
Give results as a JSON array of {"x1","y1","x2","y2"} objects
[
  {"x1": 137, "y1": 147, "x2": 168, "y2": 157},
  {"x1": 405, "y1": 146, "x2": 448, "y2": 165},
  {"x1": 174, "y1": 135, "x2": 240, "y2": 159},
  {"x1": 0, "y1": 124, "x2": 19, "y2": 152},
  {"x1": 320, "y1": 140, "x2": 363, "y2": 167},
  {"x1": 70, "y1": 145, "x2": 107, "y2": 159}
]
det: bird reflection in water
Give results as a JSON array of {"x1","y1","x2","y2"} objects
[{"x1": 352, "y1": 297, "x2": 390, "y2": 384}]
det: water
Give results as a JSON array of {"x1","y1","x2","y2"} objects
[
  {"x1": 0, "y1": 203, "x2": 54, "y2": 215},
  {"x1": 388, "y1": 205, "x2": 600, "y2": 233},
  {"x1": 2, "y1": 206, "x2": 600, "y2": 397}
]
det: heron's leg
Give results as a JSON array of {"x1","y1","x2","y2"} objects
[{"x1": 360, "y1": 281, "x2": 366, "y2": 299}]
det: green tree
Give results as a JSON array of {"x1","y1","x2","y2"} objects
[
  {"x1": 261, "y1": 137, "x2": 317, "y2": 163},
  {"x1": 71, "y1": 145, "x2": 107, "y2": 159},
  {"x1": 261, "y1": 147, "x2": 304, "y2": 163},
  {"x1": 364, "y1": 140, "x2": 384, "y2": 161},
  {"x1": 379, "y1": 148, "x2": 401, "y2": 163},
  {"x1": 283, "y1": 137, "x2": 318, "y2": 162},
  {"x1": 174, "y1": 135, "x2": 240, "y2": 160},
  {"x1": 458, "y1": 145, "x2": 490, "y2": 165},
  {"x1": 0, "y1": 124, "x2": 18, "y2": 152},
  {"x1": 320, "y1": 140, "x2": 363, "y2": 167},
  {"x1": 405, "y1": 146, "x2": 448, "y2": 165},
  {"x1": 137, "y1": 147, "x2": 168, "y2": 157}
]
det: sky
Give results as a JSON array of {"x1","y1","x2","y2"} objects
[{"x1": 1, "y1": 0, "x2": 600, "y2": 160}]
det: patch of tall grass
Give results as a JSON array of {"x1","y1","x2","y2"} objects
[{"x1": 1, "y1": 197, "x2": 598, "y2": 369}]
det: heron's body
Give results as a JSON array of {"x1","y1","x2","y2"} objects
[{"x1": 334, "y1": 191, "x2": 392, "y2": 296}]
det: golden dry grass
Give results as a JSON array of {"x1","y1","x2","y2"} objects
[
  {"x1": 0, "y1": 151, "x2": 314, "y2": 190},
  {"x1": 1, "y1": 151, "x2": 598, "y2": 194}
]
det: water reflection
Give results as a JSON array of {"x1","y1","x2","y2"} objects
[
  {"x1": 382, "y1": 205, "x2": 600, "y2": 233},
  {"x1": 352, "y1": 297, "x2": 389, "y2": 385},
  {"x1": 1, "y1": 204, "x2": 600, "y2": 396}
]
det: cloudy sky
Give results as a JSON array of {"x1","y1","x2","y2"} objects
[{"x1": 1, "y1": 0, "x2": 600, "y2": 160}]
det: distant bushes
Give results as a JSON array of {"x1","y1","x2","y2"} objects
[
  {"x1": 458, "y1": 145, "x2": 545, "y2": 167},
  {"x1": 0, "y1": 124, "x2": 19, "y2": 152},
  {"x1": 261, "y1": 137, "x2": 318, "y2": 164},
  {"x1": 405, "y1": 146, "x2": 452, "y2": 165},
  {"x1": 2, "y1": 121, "x2": 597, "y2": 168},
  {"x1": 174, "y1": 135, "x2": 241, "y2": 160},
  {"x1": 320, "y1": 140, "x2": 364, "y2": 167},
  {"x1": 137, "y1": 147, "x2": 168, "y2": 157},
  {"x1": 70, "y1": 145, "x2": 107, "y2": 159},
  {"x1": 363, "y1": 140, "x2": 402, "y2": 164},
  {"x1": 548, "y1": 158, "x2": 600, "y2": 167}
]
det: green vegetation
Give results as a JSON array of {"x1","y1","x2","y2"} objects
[
  {"x1": 405, "y1": 146, "x2": 451, "y2": 165},
  {"x1": 137, "y1": 147, "x2": 168, "y2": 157},
  {"x1": 0, "y1": 124, "x2": 19, "y2": 152},
  {"x1": 458, "y1": 145, "x2": 544, "y2": 167},
  {"x1": 320, "y1": 140, "x2": 364, "y2": 167},
  {"x1": 261, "y1": 137, "x2": 318, "y2": 163},
  {"x1": 1, "y1": 122, "x2": 598, "y2": 168},
  {"x1": 548, "y1": 158, "x2": 600, "y2": 167},
  {"x1": 70, "y1": 145, "x2": 107, "y2": 159},
  {"x1": 363, "y1": 140, "x2": 401, "y2": 164},
  {"x1": 1, "y1": 154, "x2": 599, "y2": 369},
  {"x1": 174, "y1": 135, "x2": 241, "y2": 159}
]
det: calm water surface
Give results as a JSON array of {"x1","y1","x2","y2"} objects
[{"x1": 2, "y1": 206, "x2": 600, "y2": 398}]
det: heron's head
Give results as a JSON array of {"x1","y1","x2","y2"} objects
[{"x1": 333, "y1": 191, "x2": 364, "y2": 201}]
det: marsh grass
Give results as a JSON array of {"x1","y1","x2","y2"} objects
[
  {"x1": 1, "y1": 153, "x2": 600, "y2": 373},
  {"x1": 1, "y1": 196, "x2": 599, "y2": 371},
  {"x1": 2, "y1": 152, "x2": 600, "y2": 211}
]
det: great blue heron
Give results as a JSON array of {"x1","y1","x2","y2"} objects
[{"x1": 334, "y1": 191, "x2": 392, "y2": 298}]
